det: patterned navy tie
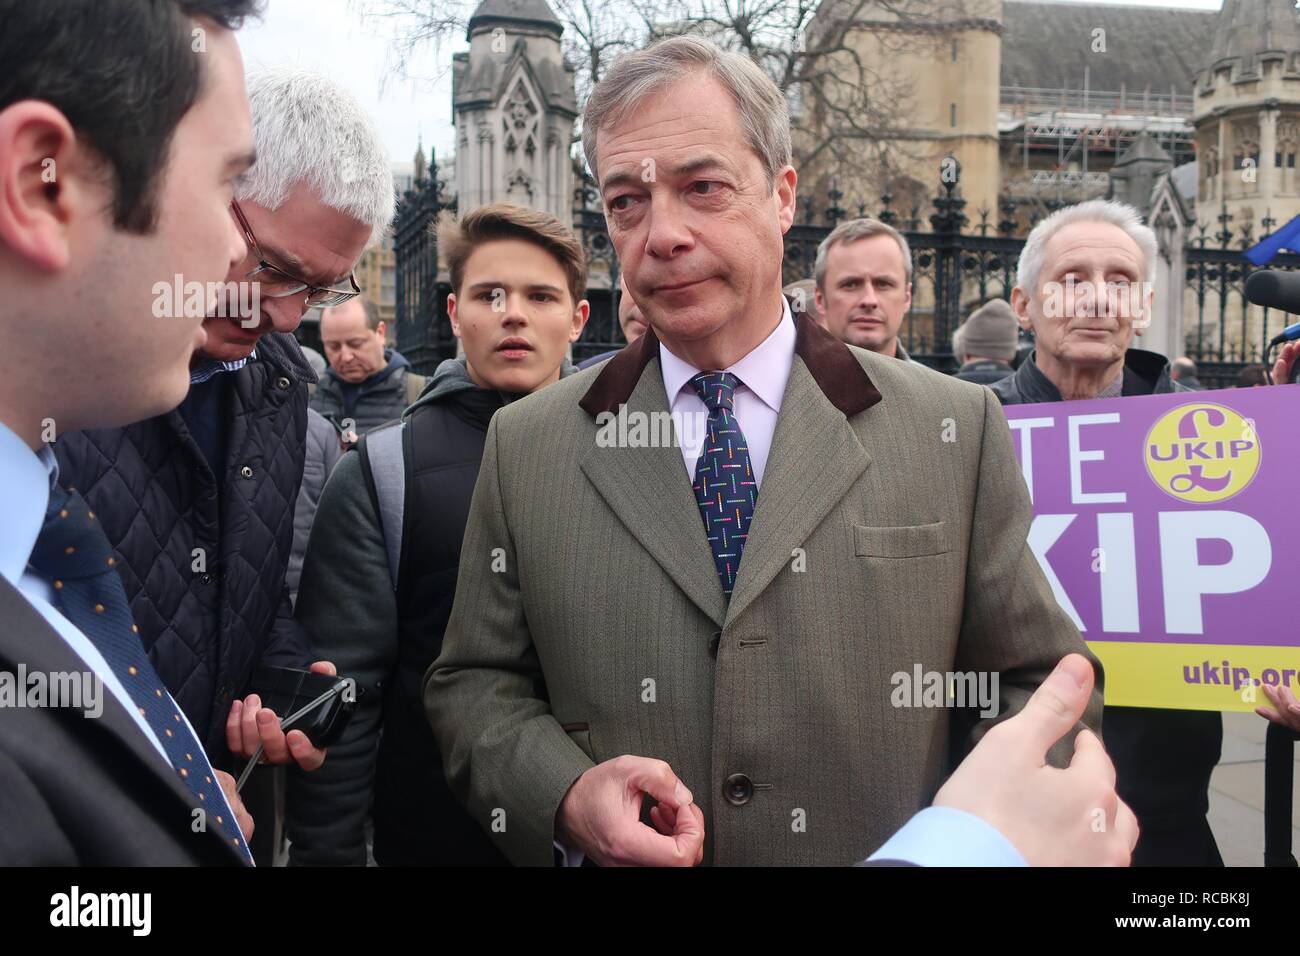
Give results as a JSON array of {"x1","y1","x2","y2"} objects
[
  {"x1": 690, "y1": 371, "x2": 758, "y2": 599},
  {"x1": 27, "y1": 484, "x2": 252, "y2": 863}
]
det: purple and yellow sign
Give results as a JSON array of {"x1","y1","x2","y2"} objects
[{"x1": 1002, "y1": 385, "x2": 1300, "y2": 712}]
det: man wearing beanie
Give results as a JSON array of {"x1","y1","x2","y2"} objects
[{"x1": 953, "y1": 299, "x2": 1018, "y2": 385}]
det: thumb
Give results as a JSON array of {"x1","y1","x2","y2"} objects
[
  {"x1": 1012, "y1": 653, "x2": 1095, "y2": 762},
  {"x1": 623, "y1": 756, "x2": 693, "y2": 810},
  {"x1": 310, "y1": 660, "x2": 337, "y2": 677}
]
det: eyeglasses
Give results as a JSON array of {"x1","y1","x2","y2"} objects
[{"x1": 230, "y1": 199, "x2": 360, "y2": 308}]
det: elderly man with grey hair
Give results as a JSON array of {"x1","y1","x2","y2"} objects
[
  {"x1": 55, "y1": 67, "x2": 395, "y2": 799},
  {"x1": 992, "y1": 199, "x2": 1179, "y2": 404},
  {"x1": 424, "y1": 34, "x2": 1131, "y2": 868},
  {"x1": 990, "y1": 198, "x2": 1221, "y2": 868}
]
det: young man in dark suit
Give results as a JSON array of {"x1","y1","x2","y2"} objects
[{"x1": 0, "y1": 0, "x2": 261, "y2": 864}]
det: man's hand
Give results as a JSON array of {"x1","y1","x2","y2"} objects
[
  {"x1": 1256, "y1": 682, "x2": 1300, "y2": 733},
  {"x1": 1271, "y1": 341, "x2": 1299, "y2": 385},
  {"x1": 934, "y1": 654, "x2": 1138, "y2": 866},
  {"x1": 225, "y1": 660, "x2": 336, "y2": 770},
  {"x1": 647, "y1": 799, "x2": 706, "y2": 866},
  {"x1": 555, "y1": 755, "x2": 704, "y2": 866},
  {"x1": 214, "y1": 769, "x2": 255, "y2": 842}
]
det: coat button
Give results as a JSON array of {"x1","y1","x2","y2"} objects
[
  {"x1": 239, "y1": 465, "x2": 254, "y2": 479},
  {"x1": 275, "y1": 376, "x2": 292, "y2": 390},
  {"x1": 708, "y1": 631, "x2": 722, "y2": 658},
  {"x1": 199, "y1": 572, "x2": 214, "y2": 585},
  {"x1": 723, "y1": 773, "x2": 753, "y2": 806}
]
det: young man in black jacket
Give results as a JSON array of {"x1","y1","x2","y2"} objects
[{"x1": 288, "y1": 203, "x2": 588, "y2": 865}]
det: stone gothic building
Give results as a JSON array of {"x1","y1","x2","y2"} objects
[
  {"x1": 1145, "y1": 0, "x2": 1300, "y2": 362},
  {"x1": 1190, "y1": 0, "x2": 1300, "y2": 234},
  {"x1": 813, "y1": 0, "x2": 1300, "y2": 361},
  {"x1": 450, "y1": 0, "x2": 578, "y2": 221}
]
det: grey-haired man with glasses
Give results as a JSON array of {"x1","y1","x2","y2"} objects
[{"x1": 55, "y1": 67, "x2": 395, "y2": 820}]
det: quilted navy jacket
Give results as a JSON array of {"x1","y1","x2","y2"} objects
[{"x1": 55, "y1": 332, "x2": 316, "y2": 763}]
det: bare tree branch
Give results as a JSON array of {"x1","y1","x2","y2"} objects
[{"x1": 361, "y1": 0, "x2": 979, "y2": 207}]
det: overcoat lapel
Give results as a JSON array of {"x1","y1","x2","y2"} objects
[
  {"x1": 724, "y1": 358, "x2": 872, "y2": 625},
  {"x1": 577, "y1": 304, "x2": 883, "y2": 631}
]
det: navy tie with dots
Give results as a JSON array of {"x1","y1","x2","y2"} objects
[
  {"x1": 27, "y1": 484, "x2": 252, "y2": 863},
  {"x1": 690, "y1": 371, "x2": 758, "y2": 599}
]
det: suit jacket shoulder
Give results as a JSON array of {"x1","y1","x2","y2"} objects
[{"x1": 0, "y1": 578, "x2": 245, "y2": 865}]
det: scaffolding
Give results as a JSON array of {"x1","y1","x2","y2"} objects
[{"x1": 999, "y1": 74, "x2": 1197, "y2": 203}]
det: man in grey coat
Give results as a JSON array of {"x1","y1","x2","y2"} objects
[{"x1": 426, "y1": 35, "x2": 1105, "y2": 868}]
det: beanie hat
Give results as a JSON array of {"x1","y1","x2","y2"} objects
[{"x1": 959, "y1": 299, "x2": 1018, "y2": 362}]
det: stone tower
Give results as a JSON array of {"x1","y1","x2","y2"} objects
[
  {"x1": 1108, "y1": 131, "x2": 1174, "y2": 216},
  {"x1": 451, "y1": 0, "x2": 578, "y2": 220},
  {"x1": 808, "y1": 0, "x2": 1003, "y2": 224},
  {"x1": 1192, "y1": 0, "x2": 1300, "y2": 237}
]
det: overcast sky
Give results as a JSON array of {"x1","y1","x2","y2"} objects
[{"x1": 237, "y1": 0, "x2": 1226, "y2": 174}]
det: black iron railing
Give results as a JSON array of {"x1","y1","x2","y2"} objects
[
  {"x1": 394, "y1": 149, "x2": 457, "y2": 374},
  {"x1": 1183, "y1": 222, "x2": 1300, "y2": 386},
  {"x1": 396, "y1": 158, "x2": 1299, "y2": 390}
]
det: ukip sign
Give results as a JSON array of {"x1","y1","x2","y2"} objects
[{"x1": 1002, "y1": 385, "x2": 1299, "y2": 712}]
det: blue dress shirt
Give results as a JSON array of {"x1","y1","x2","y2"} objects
[{"x1": 867, "y1": 807, "x2": 1027, "y2": 866}]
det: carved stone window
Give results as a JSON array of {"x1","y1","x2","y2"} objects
[
  {"x1": 504, "y1": 79, "x2": 537, "y2": 132},
  {"x1": 1278, "y1": 120, "x2": 1298, "y2": 192},
  {"x1": 506, "y1": 167, "x2": 535, "y2": 206},
  {"x1": 1202, "y1": 145, "x2": 1219, "y2": 202}
]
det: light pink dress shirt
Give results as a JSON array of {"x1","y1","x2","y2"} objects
[{"x1": 658, "y1": 295, "x2": 796, "y2": 488}]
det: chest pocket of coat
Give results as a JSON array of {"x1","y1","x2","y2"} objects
[{"x1": 854, "y1": 521, "x2": 950, "y2": 558}]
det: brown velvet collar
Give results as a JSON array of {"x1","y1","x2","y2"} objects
[{"x1": 578, "y1": 296, "x2": 883, "y2": 418}]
